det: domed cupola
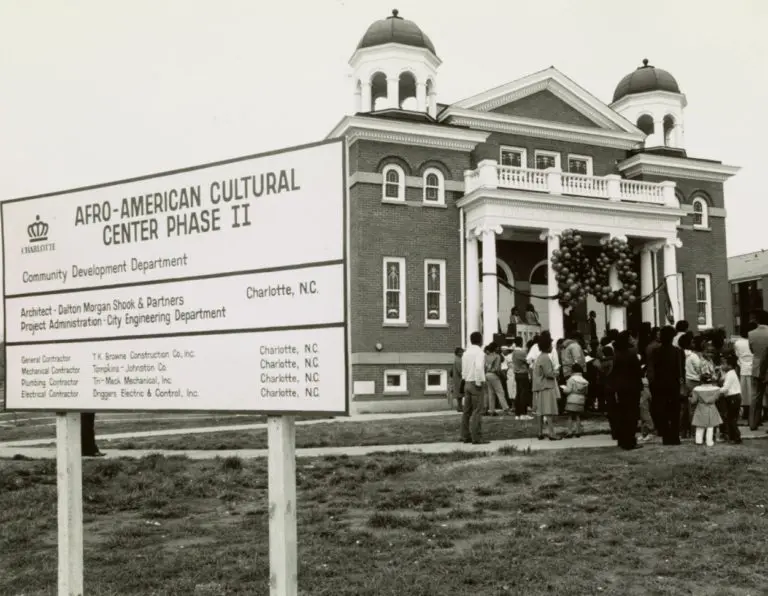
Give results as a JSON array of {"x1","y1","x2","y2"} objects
[
  {"x1": 610, "y1": 59, "x2": 687, "y2": 150},
  {"x1": 356, "y1": 9, "x2": 438, "y2": 56},
  {"x1": 612, "y1": 59, "x2": 680, "y2": 102},
  {"x1": 349, "y1": 9, "x2": 442, "y2": 117}
]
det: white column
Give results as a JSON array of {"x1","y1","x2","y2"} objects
[
  {"x1": 477, "y1": 159, "x2": 499, "y2": 189},
  {"x1": 353, "y1": 89, "x2": 362, "y2": 113},
  {"x1": 641, "y1": 241, "x2": 665, "y2": 325},
  {"x1": 540, "y1": 229, "x2": 564, "y2": 342},
  {"x1": 604, "y1": 235, "x2": 628, "y2": 332},
  {"x1": 360, "y1": 82, "x2": 372, "y2": 113},
  {"x1": 663, "y1": 238, "x2": 683, "y2": 323},
  {"x1": 546, "y1": 168, "x2": 563, "y2": 194},
  {"x1": 481, "y1": 226, "x2": 502, "y2": 343},
  {"x1": 428, "y1": 93, "x2": 437, "y2": 118},
  {"x1": 653, "y1": 118, "x2": 664, "y2": 146},
  {"x1": 416, "y1": 82, "x2": 427, "y2": 112},
  {"x1": 640, "y1": 246, "x2": 654, "y2": 324},
  {"x1": 387, "y1": 76, "x2": 399, "y2": 109},
  {"x1": 607, "y1": 263, "x2": 626, "y2": 332},
  {"x1": 605, "y1": 174, "x2": 622, "y2": 201},
  {"x1": 465, "y1": 230, "x2": 480, "y2": 341},
  {"x1": 676, "y1": 123, "x2": 685, "y2": 148}
]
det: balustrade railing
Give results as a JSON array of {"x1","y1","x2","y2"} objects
[
  {"x1": 619, "y1": 179, "x2": 665, "y2": 204},
  {"x1": 561, "y1": 172, "x2": 609, "y2": 199},
  {"x1": 497, "y1": 166, "x2": 548, "y2": 192},
  {"x1": 463, "y1": 160, "x2": 676, "y2": 207}
]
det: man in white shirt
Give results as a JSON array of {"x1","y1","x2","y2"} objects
[
  {"x1": 672, "y1": 320, "x2": 689, "y2": 348},
  {"x1": 460, "y1": 331, "x2": 489, "y2": 444}
]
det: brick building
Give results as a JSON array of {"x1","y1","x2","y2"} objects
[
  {"x1": 326, "y1": 10, "x2": 740, "y2": 412},
  {"x1": 728, "y1": 250, "x2": 768, "y2": 336}
]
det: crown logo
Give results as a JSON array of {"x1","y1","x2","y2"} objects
[{"x1": 28, "y1": 215, "x2": 49, "y2": 243}]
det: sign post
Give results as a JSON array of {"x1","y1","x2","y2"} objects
[
  {"x1": 268, "y1": 416, "x2": 297, "y2": 595},
  {"x1": 1, "y1": 138, "x2": 349, "y2": 596},
  {"x1": 56, "y1": 413, "x2": 83, "y2": 596}
]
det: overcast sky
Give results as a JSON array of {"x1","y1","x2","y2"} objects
[{"x1": 0, "y1": 0, "x2": 764, "y2": 262}]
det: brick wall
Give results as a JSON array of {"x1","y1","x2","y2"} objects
[
  {"x1": 348, "y1": 140, "x2": 472, "y2": 355},
  {"x1": 490, "y1": 90, "x2": 601, "y2": 129},
  {"x1": 472, "y1": 132, "x2": 626, "y2": 176},
  {"x1": 353, "y1": 364, "x2": 452, "y2": 400},
  {"x1": 641, "y1": 173, "x2": 731, "y2": 332}
]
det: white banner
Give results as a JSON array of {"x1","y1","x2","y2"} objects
[{"x1": 2, "y1": 139, "x2": 349, "y2": 414}]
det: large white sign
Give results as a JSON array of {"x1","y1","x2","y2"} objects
[{"x1": 2, "y1": 139, "x2": 349, "y2": 414}]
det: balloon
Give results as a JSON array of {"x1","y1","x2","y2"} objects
[
  {"x1": 570, "y1": 284, "x2": 579, "y2": 293},
  {"x1": 564, "y1": 292, "x2": 572, "y2": 300}
]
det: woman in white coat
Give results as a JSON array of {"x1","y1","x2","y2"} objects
[{"x1": 732, "y1": 322, "x2": 757, "y2": 420}]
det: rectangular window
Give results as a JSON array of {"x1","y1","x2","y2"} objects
[
  {"x1": 534, "y1": 150, "x2": 560, "y2": 170},
  {"x1": 383, "y1": 369, "x2": 407, "y2": 393},
  {"x1": 424, "y1": 259, "x2": 447, "y2": 324},
  {"x1": 383, "y1": 257, "x2": 406, "y2": 324},
  {"x1": 567, "y1": 154, "x2": 593, "y2": 176},
  {"x1": 500, "y1": 146, "x2": 526, "y2": 168},
  {"x1": 425, "y1": 369, "x2": 448, "y2": 393},
  {"x1": 695, "y1": 274, "x2": 713, "y2": 329}
]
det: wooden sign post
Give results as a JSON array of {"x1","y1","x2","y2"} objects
[
  {"x1": 268, "y1": 416, "x2": 298, "y2": 596},
  {"x1": 56, "y1": 413, "x2": 84, "y2": 596},
  {"x1": 1, "y1": 138, "x2": 348, "y2": 596}
]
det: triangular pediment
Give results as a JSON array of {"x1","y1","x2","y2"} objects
[
  {"x1": 490, "y1": 89, "x2": 601, "y2": 128},
  {"x1": 450, "y1": 67, "x2": 640, "y2": 134}
]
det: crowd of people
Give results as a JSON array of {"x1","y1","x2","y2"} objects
[{"x1": 453, "y1": 309, "x2": 768, "y2": 449}]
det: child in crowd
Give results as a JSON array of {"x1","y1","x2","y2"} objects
[
  {"x1": 690, "y1": 373, "x2": 723, "y2": 447},
  {"x1": 562, "y1": 363, "x2": 589, "y2": 438},
  {"x1": 719, "y1": 355, "x2": 743, "y2": 444},
  {"x1": 639, "y1": 369, "x2": 655, "y2": 442}
]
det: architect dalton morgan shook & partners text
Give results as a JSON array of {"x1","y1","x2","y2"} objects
[{"x1": 21, "y1": 253, "x2": 189, "y2": 286}]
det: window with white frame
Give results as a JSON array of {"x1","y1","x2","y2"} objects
[
  {"x1": 422, "y1": 168, "x2": 445, "y2": 204},
  {"x1": 425, "y1": 369, "x2": 448, "y2": 393},
  {"x1": 534, "y1": 150, "x2": 561, "y2": 170},
  {"x1": 384, "y1": 369, "x2": 407, "y2": 393},
  {"x1": 695, "y1": 274, "x2": 713, "y2": 329},
  {"x1": 567, "y1": 154, "x2": 593, "y2": 176},
  {"x1": 383, "y1": 257, "x2": 406, "y2": 324},
  {"x1": 691, "y1": 197, "x2": 709, "y2": 229},
  {"x1": 500, "y1": 146, "x2": 527, "y2": 168},
  {"x1": 424, "y1": 259, "x2": 447, "y2": 324},
  {"x1": 382, "y1": 164, "x2": 405, "y2": 201}
]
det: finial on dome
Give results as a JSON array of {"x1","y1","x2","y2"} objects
[
  {"x1": 642, "y1": 58, "x2": 649, "y2": 67},
  {"x1": 391, "y1": 9, "x2": 400, "y2": 18}
]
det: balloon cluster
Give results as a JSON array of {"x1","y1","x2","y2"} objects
[
  {"x1": 593, "y1": 236, "x2": 639, "y2": 307},
  {"x1": 550, "y1": 229, "x2": 590, "y2": 307}
]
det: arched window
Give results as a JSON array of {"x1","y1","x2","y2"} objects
[
  {"x1": 371, "y1": 71, "x2": 388, "y2": 111},
  {"x1": 399, "y1": 71, "x2": 417, "y2": 110},
  {"x1": 691, "y1": 197, "x2": 709, "y2": 229},
  {"x1": 422, "y1": 167, "x2": 445, "y2": 204},
  {"x1": 636, "y1": 114, "x2": 654, "y2": 137},
  {"x1": 663, "y1": 115, "x2": 676, "y2": 147},
  {"x1": 382, "y1": 164, "x2": 405, "y2": 202}
]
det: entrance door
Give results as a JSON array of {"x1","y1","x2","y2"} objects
[{"x1": 586, "y1": 295, "x2": 607, "y2": 342}]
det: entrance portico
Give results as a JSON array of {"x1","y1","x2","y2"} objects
[{"x1": 459, "y1": 160, "x2": 685, "y2": 344}]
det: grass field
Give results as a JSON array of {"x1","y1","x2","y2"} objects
[
  {"x1": 98, "y1": 413, "x2": 613, "y2": 451},
  {"x1": 0, "y1": 413, "x2": 330, "y2": 443},
  {"x1": 2, "y1": 441, "x2": 767, "y2": 595}
]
